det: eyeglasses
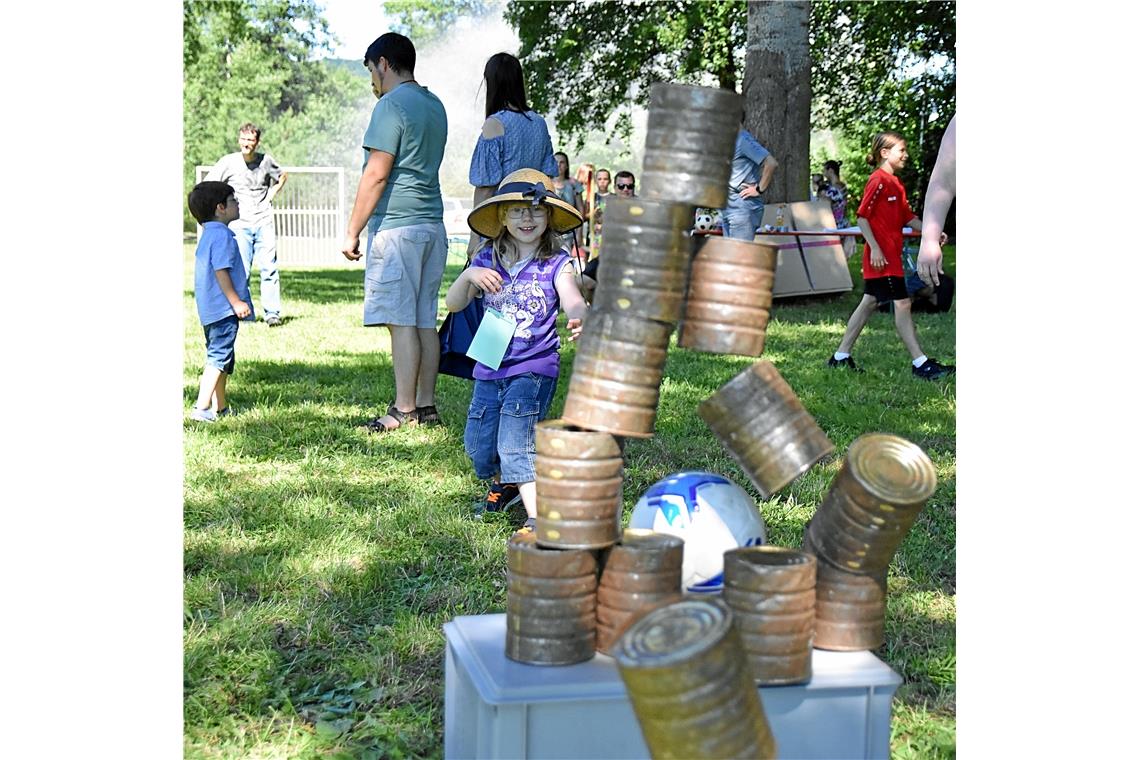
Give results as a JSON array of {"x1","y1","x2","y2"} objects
[
  {"x1": 505, "y1": 206, "x2": 548, "y2": 219},
  {"x1": 616, "y1": 183, "x2": 634, "y2": 190}
]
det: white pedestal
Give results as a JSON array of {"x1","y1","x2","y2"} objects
[{"x1": 444, "y1": 613, "x2": 901, "y2": 760}]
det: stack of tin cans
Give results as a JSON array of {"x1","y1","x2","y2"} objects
[{"x1": 803, "y1": 433, "x2": 938, "y2": 650}]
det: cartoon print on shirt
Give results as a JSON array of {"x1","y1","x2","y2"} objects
[{"x1": 485, "y1": 271, "x2": 547, "y2": 341}]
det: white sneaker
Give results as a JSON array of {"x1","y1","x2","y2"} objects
[{"x1": 190, "y1": 407, "x2": 217, "y2": 423}]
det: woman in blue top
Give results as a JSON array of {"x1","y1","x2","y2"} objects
[{"x1": 467, "y1": 52, "x2": 559, "y2": 258}]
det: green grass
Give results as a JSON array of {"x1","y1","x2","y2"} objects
[{"x1": 184, "y1": 244, "x2": 956, "y2": 758}]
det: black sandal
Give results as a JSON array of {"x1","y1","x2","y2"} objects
[
  {"x1": 416, "y1": 405, "x2": 442, "y2": 426},
  {"x1": 364, "y1": 403, "x2": 419, "y2": 433}
]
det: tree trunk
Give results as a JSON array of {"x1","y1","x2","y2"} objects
[{"x1": 744, "y1": 0, "x2": 811, "y2": 203}]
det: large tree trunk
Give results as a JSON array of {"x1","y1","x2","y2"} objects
[{"x1": 744, "y1": 0, "x2": 811, "y2": 203}]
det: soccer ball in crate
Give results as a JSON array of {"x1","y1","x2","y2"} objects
[{"x1": 629, "y1": 471, "x2": 767, "y2": 593}]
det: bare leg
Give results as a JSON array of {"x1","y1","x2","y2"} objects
[
  {"x1": 836, "y1": 294, "x2": 880, "y2": 354},
  {"x1": 415, "y1": 327, "x2": 440, "y2": 408},
  {"x1": 892, "y1": 298, "x2": 924, "y2": 360},
  {"x1": 518, "y1": 481, "x2": 537, "y2": 519},
  {"x1": 212, "y1": 373, "x2": 229, "y2": 412},
  {"x1": 195, "y1": 366, "x2": 222, "y2": 410},
  {"x1": 372, "y1": 324, "x2": 420, "y2": 430}
]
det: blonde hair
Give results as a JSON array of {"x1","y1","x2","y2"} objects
[
  {"x1": 490, "y1": 203, "x2": 563, "y2": 272},
  {"x1": 866, "y1": 131, "x2": 906, "y2": 168}
]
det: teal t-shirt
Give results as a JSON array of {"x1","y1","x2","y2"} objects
[{"x1": 363, "y1": 82, "x2": 448, "y2": 233}]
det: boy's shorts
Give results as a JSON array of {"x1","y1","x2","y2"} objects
[
  {"x1": 464, "y1": 373, "x2": 558, "y2": 484},
  {"x1": 864, "y1": 276, "x2": 910, "y2": 304},
  {"x1": 364, "y1": 222, "x2": 447, "y2": 328},
  {"x1": 203, "y1": 315, "x2": 239, "y2": 374}
]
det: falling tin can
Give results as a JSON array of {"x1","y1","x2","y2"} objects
[
  {"x1": 723, "y1": 546, "x2": 816, "y2": 685},
  {"x1": 562, "y1": 312, "x2": 674, "y2": 438},
  {"x1": 505, "y1": 531, "x2": 598, "y2": 665},
  {"x1": 679, "y1": 237, "x2": 778, "y2": 357},
  {"x1": 805, "y1": 433, "x2": 937, "y2": 576},
  {"x1": 805, "y1": 532, "x2": 888, "y2": 652},
  {"x1": 613, "y1": 597, "x2": 777, "y2": 759},
  {"x1": 640, "y1": 83, "x2": 743, "y2": 208},
  {"x1": 591, "y1": 196, "x2": 695, "y2": 325},
  {"x1": 595, "y1": 530, "x2": 684, "y2": 654},
  {"x1": 535, "y1": 420, "x2": 625, "y2": 550},
  {"x1": 698, "y1": 360, "x2": 835, "y2": 498}
]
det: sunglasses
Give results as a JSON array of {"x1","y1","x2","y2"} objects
[{"x1": 616, "y1": 183, "x2": 634, "y2": 190}]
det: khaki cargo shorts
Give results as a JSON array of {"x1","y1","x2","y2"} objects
[{"x1": 363, "y1": 222, "x2": 447, "y2": 328}]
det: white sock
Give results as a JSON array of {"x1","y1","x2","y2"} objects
[
  {"x1": 912, "y1": 355, "x2": 928, "y2": 368},
  {"x1": 833, "y1": 352, "x2": 851, "y2": 361}
]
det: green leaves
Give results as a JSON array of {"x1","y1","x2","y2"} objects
[{"x1": 384, "y1": 0, "x2": 495, "y2": 45}]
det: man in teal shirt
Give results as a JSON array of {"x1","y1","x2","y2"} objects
[{"x1": 342, "y1": 32, "x2": 448, "y2": 433}]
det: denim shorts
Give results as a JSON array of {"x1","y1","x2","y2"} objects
[
  {"x1": 364, "y1": 222, "x2": 447, "y2": 328},
  {"x1": 463, "y1": 373, "x2": 558, "y2": 484},
  {"x1": 203, "y1": 315, "x2": 239, "y2": 374}
]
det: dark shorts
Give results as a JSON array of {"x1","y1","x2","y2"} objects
[
  {"x1": 203, "y1": 315, "x2": 239, "y2": 374},
  {"x1": 864, "y1": 276, "x2": 910, "y2": 304},
  {"x1": 582, "y1": 256, "x2": 600, "y2": 281}
]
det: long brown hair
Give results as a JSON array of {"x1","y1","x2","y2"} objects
[{"x1": 866, "y1": 131, "x2": 906, "y2": 167}]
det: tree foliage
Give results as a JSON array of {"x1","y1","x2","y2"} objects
[
  {"x1": 383, "y1": 0, "x2": 495, "y2": 45},
  {"x1": 183, "y1": 0, "x2": 372, "y2": 230}
]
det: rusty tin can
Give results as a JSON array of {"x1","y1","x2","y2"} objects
[
  {"x1": 805, "y1": 433, "x2": 937, "y2": 576},
  {"x1": 679, "y1": 237, "x2": 778, "y2": 357},
  {"x1": 640, "y1": 84, "x2": 743, "y2": 208},
  {"x1": 804, "y1": 532, "x2": 888, "y2": 651},
  {"x1": 613, "y1": 597, "x2": 777, "y2": 759},
  {"x1": 723, "y1": 546, "x2": 816, "y2": 685},
  {"x1": 591, "y1": 196, "x2": 695, "y2": 325},
  {"x1": 505, "y1": 532, "x2": 598, "y2": 665},
  {"x1": 595, "y1": 530, "x2": 684, "y2": 654},
  {"x1": 562, "y1": 312, "x2": 674, "y2": 438},
  {"x1": 698, "y1": 360, "x2": 835, "y2": 498}
]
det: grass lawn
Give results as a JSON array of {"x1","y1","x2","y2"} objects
[{"x1": 184, "y1": 243, "x2": 956, "y2": 759}]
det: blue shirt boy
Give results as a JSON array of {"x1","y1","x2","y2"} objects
[{"x1": 195, "y1": 221, "x2": 254, "y2": 325}]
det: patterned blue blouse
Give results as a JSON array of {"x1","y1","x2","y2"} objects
[{"x1": 468, "y1": 109, "x2": 559, "y2": 187}]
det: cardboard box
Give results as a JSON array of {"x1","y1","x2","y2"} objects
[
  {"x1": 787, "y1": 200, "x2": 854, "y2": 295},
  {"x1": 755, "y1": 204, "x2": 814, "y2": 297},
  {"x1": 444, "y1": 613, "x2": 901, "y2": 760}
]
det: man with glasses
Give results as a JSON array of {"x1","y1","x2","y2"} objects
[
  {"x1": 614, "y1": 171, "x2": 637, "y2": 198},
  {"x1": 206, "y1": 123, "x2": 288, "y2": 326}
]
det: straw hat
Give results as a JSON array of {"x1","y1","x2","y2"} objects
[{"x1": 467, "y1": 168, "x2": 584, "y2": 239}]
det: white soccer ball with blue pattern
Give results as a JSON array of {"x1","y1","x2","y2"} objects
[{"x1": 629, "y1": 471, "x2": 766, "y2": 594}]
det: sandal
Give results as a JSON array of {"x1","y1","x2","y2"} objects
[
  {"x1": 364, "y1": 403, "x2": 419, "y2": 433},
  {"x1": 416, "y1": 405, "x2": 442, "y2": 426}
]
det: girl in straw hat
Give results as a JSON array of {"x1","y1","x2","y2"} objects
[{"x1": 446, "y1": 169, "x2": 588, "y2": 534}]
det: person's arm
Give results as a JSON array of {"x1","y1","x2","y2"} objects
[
  {"x1": 554, "y1": 263, "x2": 589, "y2": 341},
  {"x1": 445, "y1": 265, "x2": 502, "y2": 312},
  {"x1": 214, "y1": 268, "x2": 252, "y2": 319},
  {"x1": 266, "y1": 171, "x2": 288, "y2": 204},
  {"x1": 857, "y1": 217, "x2": 887, "y2": 272},
  {"x1": 467, "y1": 185, "x2": 496, "y2": 259},
  {"x1": 918, "y1": 115, "x2": 957, "y2": 287},
  {"x1": 342, "y1": 150, "x2": 395, "y2": 261},
  {"x1": 756, "y1": 155, "x2": 778, "y2": 193}
]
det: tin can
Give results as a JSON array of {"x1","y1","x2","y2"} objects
[
  {"x1": 805, "y1": 532, "x2": 888, "y2": 652},
  {"x1": 723, "y1": 546, "x2": 816, "y2": 685},
  {"x1": 562, "y1": 312, "x2": 674, "y2": 438},
  {"x1": 505, "y1": 532, "x2": 598, "y2": 665},
  {"x1": 595, "y1": 530, "x2": 684, "y2": 654},
  {"x1": 805, "y1": 433, "x2": 937, "y2": 576},
  {"x1": 640, "y1": 83, "x2": 743, "y2": 208},
  {"x1": 698, "y1": 360, "x2": 835, "y2": 498},
  {"x1": 591, "y1": 196, "x2": 695, "y2": 325},
  {"x1": 679, "y1": 237, "x2": 778, "y2": 356},
  {"x1": 613, "y1": 597, "x2": 777, "y2": 759}
]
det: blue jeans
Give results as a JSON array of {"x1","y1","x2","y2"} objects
[
  {"x1": 721, "y1": 199, "x2": 764, "y2": 240},
  {"x1": 203, "y1": 315, "x2": 239, "y2": 374},
  {"x1": 233, "y1": 219, "x2": 281, "y2": 319},
  {"x1": 464, "y1": 373, "x2": 557, "y2": 484}
]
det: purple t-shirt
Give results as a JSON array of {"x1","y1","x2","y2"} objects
[{"x1": 471, "y1": 244, "x2": 571, "y2": 380}]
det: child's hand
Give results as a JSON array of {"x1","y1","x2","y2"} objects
[
  {"x1": 567, "y1": 317, "x2": 583, "y2": 341},
  {"x1": 233, "y1": 300, "x2": 252, "y2": 319},
  {"x1": 467, "y1": 266, "x2": 503, "y2": 294},
  {"x1": 870, "y1": 249, "x2": 886, "y2": 271}
]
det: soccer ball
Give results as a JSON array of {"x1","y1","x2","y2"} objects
[
  {"x1": 694, "y1": 212, "x2": 715, "y2": 231},
  {"x1": 629, "y1": 471, "x2": 767, "y2": 594}
]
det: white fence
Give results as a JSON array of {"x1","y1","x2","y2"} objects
[{"x1": 196, "y1": 165, "x2": 350, "y2": 268}]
